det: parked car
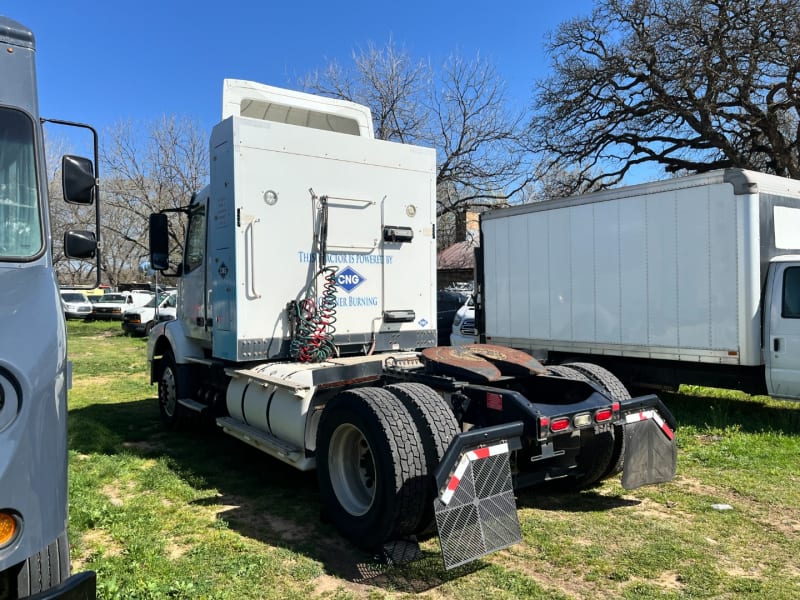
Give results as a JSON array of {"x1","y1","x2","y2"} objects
[
  {"x1": 450, "y1": 295, "x2": 478, "y2": 345},
  {"x1": 60, "y1": 290, "x2": 93, "y2": 320},
  {"x1": 90, "y1": 291, "x2": 153, "y2": 320},
  {"x1": 122, "y1": 291, "x2": 177, "y2": 335},
  {"x1": 436, "y1": 289, "x2": 469, "y2": 346}
]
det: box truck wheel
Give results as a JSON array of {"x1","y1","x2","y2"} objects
[
  {"x1": 316, "y1": 387, "x2": 427, "y2": 549},
  {"x1": 385, "y1": 382, "x2": 460, "y2": 535},
  {"x1": 158, "y1": 349, "x2": 185, "y2": 429},
  {"x1": 565, "y1": 362, "x2": 630, "y2": 477},
  {"x1": 11, "y1": 533, "x2": 70, "y2": 597}
]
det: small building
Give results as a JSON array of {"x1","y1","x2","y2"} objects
[{"x1": 437, "y1": 211, "x2": 479, "y2": 290}]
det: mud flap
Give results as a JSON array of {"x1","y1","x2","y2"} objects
[
  {"x1": 621, "y1": 410, "x2": 677, "y2": 490},
  {"x1": 433, "y1": 423, "x2": 523, "y2": 570}
]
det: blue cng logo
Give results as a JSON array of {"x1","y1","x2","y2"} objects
[{"x1": 336, "y1": 266, "x2": 365, "y2": 293}]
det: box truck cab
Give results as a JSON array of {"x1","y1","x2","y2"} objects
[
  {"x1": 480, "y1": 169, "x2": 800, "y2": 400},
  {"x1": 764, "y1": 255, "x2": 800, "y2": 397},
  {"x1": 0, "y1": 15, "x2": 97, "y2": 598}
]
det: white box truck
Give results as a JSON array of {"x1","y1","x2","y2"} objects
[{"x1": 480, "y1": 169, "x2": 800, "y2": 399}]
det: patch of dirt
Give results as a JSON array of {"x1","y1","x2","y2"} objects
[
  {"x1": 673, "y1": 475, "x2": 724, "y2": 498},
  {"x1": 101, "y1": 481, "x2": 136, "y2": 507},
  {"x1": 655, "y1": 571, "x2": 685, "y2": 591},
  {"x1": 310, "y1": 573, "x2": 368, "y2": 597},
  {"x1": 72, "y1": 529, "x2": 124, "y2": 571},
  {"x1": 165, "y1": 541, "x2": 190, "y2": 560},
  {"x1": 494, "y1": 549, "x2": 609, "y2": 599}
]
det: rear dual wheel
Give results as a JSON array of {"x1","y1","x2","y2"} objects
[
  {"x1": 317, "y1": 384, "x2": 459, "y2": 547},
  {"x1": 316, "y1": 387, "x2": 429, "y2": 549},
  {"x1": 385, "y1": 383, "x2": 460, "y2": 536}
]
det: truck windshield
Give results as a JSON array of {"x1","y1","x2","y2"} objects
[{"x1": 0, "y1": 106, "x2": 42, "y2": 259}]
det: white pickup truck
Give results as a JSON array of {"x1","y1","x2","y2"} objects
[{"x1": 122, "y1": 291, "x2": 177, "y2": 335}]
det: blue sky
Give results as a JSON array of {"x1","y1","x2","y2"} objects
[{"x1": 4, "y1": 1, "x2": 595, "y2": 141}]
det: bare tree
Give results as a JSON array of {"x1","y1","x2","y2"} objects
[
  {"x1": 303, "y1": 40, "x2": 430, "y2": 144},
  {"x1": 432, "y1": 54, "x2": 532, "y2": 216},
  {"x1": 303, "y1": 43, "x2": 533, "y2": 217},
  {"x1": 101, "y1": 116, "x2": 208, "y2": 286},
  {"x1": 532, "y1": 0, "x2": 800, "y2": 189}
]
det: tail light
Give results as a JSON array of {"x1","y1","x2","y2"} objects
[
  {"x1": 550, "y1": 417, "x2": 570, "y2": 432},
  {"x1": 595, "y1": 408, "x2": 613, "y2": 423}
]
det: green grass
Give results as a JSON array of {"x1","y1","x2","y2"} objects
[{"x1": 65, "y1": 321, "x2": 800, "y2": 599}]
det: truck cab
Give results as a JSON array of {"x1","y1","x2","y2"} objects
[
  {"x1": 764, "y1": 255, "x2": 800, "y2": 397},
  {"x1": 0, "y1": 15, "x2": 97, "y2": 599}
]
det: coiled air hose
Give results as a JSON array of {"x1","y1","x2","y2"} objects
[{"x1": 289, "y1": 193, "x2": 339, "y2": 362}]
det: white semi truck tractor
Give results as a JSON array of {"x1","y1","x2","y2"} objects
[
  {"x1": 0, "y1": 15, "x2": 97, "y2": 599},
  {"x1": 146, "y1": 80, "x2": 678, "y2": 569}
]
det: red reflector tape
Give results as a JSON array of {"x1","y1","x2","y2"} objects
[
  {"x1": 439, "y1": 442, "x2": 510, "y2": 505},
  {"x1": 625, "y1": 410, "x2": 674, "y2": 441}
]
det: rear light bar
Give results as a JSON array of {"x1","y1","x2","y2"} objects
[{"x1": 539, "y1": 399, "x2": 622, "y2": 439}]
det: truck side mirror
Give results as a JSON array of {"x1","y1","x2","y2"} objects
[
  {"x1": 62, "y1": 155, "x2": 96, "y2": 205},
  {"x1": 64, "y1": 230, "x2": 97, "y2": 259},
  {"x1": 149, "y1": 213, "x2": 170, "y2": 271}
]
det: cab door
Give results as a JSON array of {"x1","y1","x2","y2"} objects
[
  {"x1": 179, "y1": 198, "x2": 210, "y2": 343},
  {"x1": 765, "y1": 261, "x2": 800, "y2": 399}
]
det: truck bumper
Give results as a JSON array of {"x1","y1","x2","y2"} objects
[{"x1": 27, "y1": 571, "x2": 96, "y2": 600}]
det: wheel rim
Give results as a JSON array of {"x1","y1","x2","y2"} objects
[
  {"x1": 328, "y1": 423, "x2": 376, "y2": 516},
  {"x1": 160, "y1": 366, "x2": 177, "y2": 417}
]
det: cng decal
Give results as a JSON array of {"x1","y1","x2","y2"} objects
[{"x1": 336, "y1": 266, "x2": 365, "y2": 293}]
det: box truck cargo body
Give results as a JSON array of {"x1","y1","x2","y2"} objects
[{"x1": 481, "y1": 168, "x2": 800, "y2": 399}]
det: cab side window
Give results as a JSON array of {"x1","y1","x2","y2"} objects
[
  {"x1": 184, "y1": 206, "x2": 206, "y2": 274},
  {"x1": 782, "y1": 267, "x2": 800, "y2": 318}
]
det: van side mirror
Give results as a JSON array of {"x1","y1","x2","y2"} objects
[
  {"x1": 149, "y1": 213, "x2": 170, "y2": 271},
  {"x1": 64, "y1": 230, "x2": 97, "y2": 259},
  {"x1": 62, "y1": 155, "x2": 96, "y2": 205}
]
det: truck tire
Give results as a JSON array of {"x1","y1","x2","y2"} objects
[
  {"x1": 12, "y1": 533, "x2": 70, "y2": 597},
  {"x1": 158, "y1": 348, "x2": 185, "y2": 430},
  {"x1": 316, "y1": 387, "x2": 428, "y2": 549},
  {"x1": 564, "y1": 362, "x2": 629, "y2": 477},
  {"x1": 564, "y1": 362, "x2": 631, "y2": 401},
  {"x1": 385, "y1": 383, "x2": 460, "y2": 535},
  {"x1": 545, "y1": 364, "x2": 592, "y2": 382},
  {"x1": 546, "y1": 364, "x2": 615, "y2": 488}
]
